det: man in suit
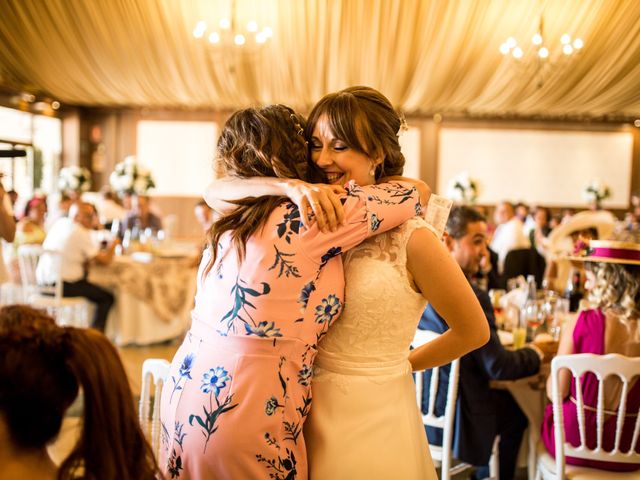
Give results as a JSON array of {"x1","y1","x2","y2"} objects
[{"x1": 419, "y1": 206, "x2": 556, "y2": 480}]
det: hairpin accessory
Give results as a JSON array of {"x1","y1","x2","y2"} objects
[
  {"x1": 398, "y1": 111, "x2": 409, "y2": 133},
  {"x1": 290, "y1": 113, "x2": 304, "y2": 136}
]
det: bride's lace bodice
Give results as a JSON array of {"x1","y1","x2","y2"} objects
[{"x1": 318, "y1": 217, "x2": 433, "y2": 360}]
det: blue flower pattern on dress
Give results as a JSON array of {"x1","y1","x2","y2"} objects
[
  {"x1": 160, "y1": 181, "x2": 421, "y2": 479},
  {"x1": 189, "y1": 366, "x2": 238, "y2": 453},
  {"x1": 314, "y1": 294, "x2": 341, "y2": 324},
  {"x1": 297, "y1": 364, "x2": 312, "y2": 386},
  {"x1": 276, "y1": 202, "x2": 301, "y2": 244},
  {"x1": 201, "y1": 366, "x2": 230, "y2": 395},
  {"x1": 319, "y1": 246, "x2": 342, "y2": 270},
  {"x1": 269, "y1": 245, "x2": 301, "y2": 278},
  {"x1": 170, "y1": 352, "x2": 195, "y2": 402},
  {"x1": 297, "y1": 281, "x2": 316, "y2": 312},
  {"x1": 370, "y1": 213, "x2": 381, "y2": 231},
  {"x1": 245, "y1": 320, "x2": 283, "y2": 338},
  {"x1": 221, "y1": 277, "x2": 271, "y2": 334}
]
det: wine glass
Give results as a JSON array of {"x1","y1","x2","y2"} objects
[{"x1": 522, "y1": 299, "x2": 545, "y2": 341}]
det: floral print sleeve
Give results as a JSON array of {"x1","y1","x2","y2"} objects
[{"x1": 300, "y1": 180, "x2": 420, "y2": 264}]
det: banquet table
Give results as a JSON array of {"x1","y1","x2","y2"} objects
[
  {"x1": 90, "y1": 252, "x2": 198, "y2": 346},
  {"x1": 493, "y1": 329, "x2": 553, "y2": 480}
]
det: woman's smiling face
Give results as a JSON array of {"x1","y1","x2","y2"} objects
[{"x1": 310, "y1": 115, "x2": 377, "y2": 187}]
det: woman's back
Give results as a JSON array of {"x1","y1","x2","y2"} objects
[{"x1": 541, "y1": 308, "x2": 640, "y2": 471}]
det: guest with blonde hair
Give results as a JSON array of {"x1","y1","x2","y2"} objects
[{"x1": 541, "y1": 231, "x2": 640, "y2": 472}]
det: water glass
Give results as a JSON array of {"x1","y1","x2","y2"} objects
[
  {"x1": 507, "y1": 305, "x2": 526, "y2": 349},
  {"x1": 550, "y1": 298, "x2": 569, "y2": 341}
]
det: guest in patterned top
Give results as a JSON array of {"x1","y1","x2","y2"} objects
[{"x1": 159, "y1": 104, "x2": 428, "y2": 479}]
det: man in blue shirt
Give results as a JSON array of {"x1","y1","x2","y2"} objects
[{"x1": 419, "y1": 206, "x2": 556, "y2": 480}]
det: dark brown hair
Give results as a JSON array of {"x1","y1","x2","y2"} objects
[
  {"x1": 206, "y1": 104, "x2": 319, "y2": 272},
  {"x1": 0, "y1": 305, "x2": 160, "y2": 480},
  {"x1": 305, "y1": 86, "x2": 406, "y2": 179},
  {"x1": 446, "y1": 206, "x2": 487, "y2": 239}
]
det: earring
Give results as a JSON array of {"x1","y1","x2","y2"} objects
[{"x1": 369, "y1": 165, "x2": 376, "y2": 177}]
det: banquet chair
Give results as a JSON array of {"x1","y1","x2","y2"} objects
[
  {"x1": 139, "y1": 358, "x2": 171, "y2": 460},
  {"x1": 413, "y1": 329, "x2": 499, "y2": 480},
  {"x1": 17, "y1": 244, "x2": 90, "y2": 327},
  {"x1": 536, "y1": 353, "x2": 640, "y2": 480}
]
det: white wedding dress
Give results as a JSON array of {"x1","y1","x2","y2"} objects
[{"x1": 304, "y1": 217, "x2": 437, "y2": 479}]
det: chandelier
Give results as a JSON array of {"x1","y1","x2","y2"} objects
[
  {"x1": 192, "y1": 0, "x2": 273, "y2": 48},
  {"x1": 499, "y1": 15, "x2": 583, "y2": 62}
]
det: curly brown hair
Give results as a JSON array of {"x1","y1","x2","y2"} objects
[
  {"x1": 305, "y1": 86, "x2": 406, "y2": 179},
  {"x1": 206, "y1": 105, "x2": 322, "y2": 272}
]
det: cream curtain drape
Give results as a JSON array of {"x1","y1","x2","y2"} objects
[{"x1": 1, "y1": 0, "x2": 639, "y2": 118}]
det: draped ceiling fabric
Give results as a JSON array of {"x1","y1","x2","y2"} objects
[{"x1": 0, "y1": 0, "x2": 640, "y2": 119}]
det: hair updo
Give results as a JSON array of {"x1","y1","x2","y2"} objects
[{"x1": 305, "y1": 86, "x2": 406, "y2": 179}]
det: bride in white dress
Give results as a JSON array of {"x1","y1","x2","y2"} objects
[
  {"x1": 301, "y1": 87, "x2": 488, "y2": 479},
  {"x1": 204, "y1": 87, "x2": 489, "y2": 479}
]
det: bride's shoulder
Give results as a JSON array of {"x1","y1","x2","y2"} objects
[{"x1": 393, "y1": 217, "x2": 437, "y2": 241}]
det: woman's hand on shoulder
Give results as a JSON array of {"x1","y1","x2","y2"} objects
[{"x1": 284, "y1": 179, "x2": 346, "y2": 233}]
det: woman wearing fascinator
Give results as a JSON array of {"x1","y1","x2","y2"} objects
[{"x1": 540, "y1": 230, "x2": 640, "y2": 472}]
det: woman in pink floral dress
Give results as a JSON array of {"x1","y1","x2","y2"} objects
[{"x1": 159, "y1": 104, "x2": 426, "y2": 479}]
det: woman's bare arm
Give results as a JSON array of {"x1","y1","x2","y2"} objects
[
  {"x1": 407, "y1": 228, "x2": 489, "y2": 371},
  {"x1": 203, "y1": 177, "x2": 345, "y2": 232},
  {"x1": 545, "y1": 315, "x2": 577, "y2": 400}
]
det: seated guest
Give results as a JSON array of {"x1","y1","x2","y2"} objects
[
  {"x1": 490, "y1": 201, "x2": 530, "y2": 275},
  {"x1": 37, "y1": 202, "x2": 115, "y2": 332},
  {"x1": 544, "y1": 210, "x2": 615, "y2": 294},
  {"x1": 44, "y1": 192, "x2": 73, "y2": 231},
  {"x1": 17, "y1": 197, "x2": 47, "y2": 243},
  {"x1": 0, "y1": 305, "x2": 159, "y2": 480},
  {"x1": 515, "y1": 202, "x2": 529, "y2": 223},
  {"x1": 6, "y1": 197, "x2": 47, "y2": 282},
  {"x1": 97, "y1": 187, "x2": 126, "y2": 230},
  {"x1": 419, "y1": 206, "x2": 557, "y2": 480},
  {"x1": 541, "y1": 232, "x2": 640, "y2": 472},
  {"x1": 121, "y1": 194, "x2": 162, "y2": 234}
]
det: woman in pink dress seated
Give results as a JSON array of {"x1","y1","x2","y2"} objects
[
  {"x1": 159, "y1": 104, "x2": 430, "y2": 479},
  {"x1": 541, "y1": 233, "x2": 640, "y2": 472}
]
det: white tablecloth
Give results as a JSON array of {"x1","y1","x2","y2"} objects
[
  {"x1": 505, "y1": 375, "x2": 548, "y2": 480},
  {"x1": 91, "y1": 255, "x2": 197, "y2": 346}
]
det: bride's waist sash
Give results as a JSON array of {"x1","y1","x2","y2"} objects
[{"x1": 314, "y1": 346, "x2": 410, "y2": 376}]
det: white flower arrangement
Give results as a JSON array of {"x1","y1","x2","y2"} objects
[
  {"x1": 58, "y1": 166, "x2": 92, "y2": 193},
  {"x1": 446, "y1": 171, "x2": 479, "y2": 204},
  {"x1": 109, "y1": 155, "x2": 156, "y2": 196},
  {"x1": 582, "y1": 179, "x2": 611, "y2": 205}
]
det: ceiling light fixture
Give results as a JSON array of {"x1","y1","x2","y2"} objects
[
  {"x1": 192, "y1": 0, "x2": 272, "y2": 48},
  {"x1": 499, "y1": 11, "x2": 584, "y2": 87}
]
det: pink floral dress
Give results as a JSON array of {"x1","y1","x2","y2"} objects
[{"x1": 159, "y1": 182, "x2": 421, "y2": 479}]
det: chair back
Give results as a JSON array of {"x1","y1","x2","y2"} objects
[
  {"x1": 139, "y1": 358, "x2": 171, "y2": 460},
  {"x1": 17, "y1": 244, "x2": 62, "y2": 300},
  {"x1": 550, "y1": 353, "x2": 640, "y2": 476},
  {"x1": 413, "y1": 329, "x2": 462, "y2": 480}
]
